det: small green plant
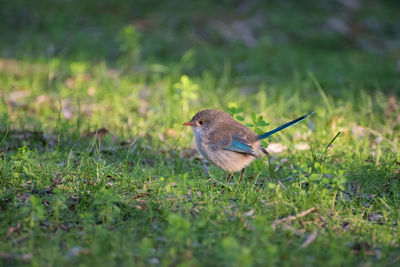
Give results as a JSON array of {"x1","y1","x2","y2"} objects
[
  {"x1": 173, "y1": 75, "x2": 199, "y2": 116},
  {"x1": 247, "y1": 112, "x2": 270, "y2": 134},
  {"x1": 117, "y1": 25, "x2": 141, "y2": 66},
  {"x1": 247, "y1": 112, "x2": 270, "y2": 148},
  {"x1": 28, "y1": 195, "x2": 46, "y2": 229},
  {"x1": 226, "y1": 103, "x2": 244, "y2": 121}
]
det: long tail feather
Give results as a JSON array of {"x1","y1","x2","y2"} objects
[{"x1": 257, "y1": 111, "x2": 314, "y2": 140}]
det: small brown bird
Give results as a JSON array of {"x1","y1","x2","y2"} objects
[{"x1": 184, "y1": 109, "x2": 313, "y2": 183}]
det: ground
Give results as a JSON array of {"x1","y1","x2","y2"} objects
[{"x1": 0, "y1": 0, "x2": 399, "y2": 266}]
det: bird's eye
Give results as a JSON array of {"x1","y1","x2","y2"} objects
[{"x1": 199, "y1": 120, "x2": 204, "y2": 125}]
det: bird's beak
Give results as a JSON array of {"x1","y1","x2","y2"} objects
[{"x1": 183, "y1": 121, "x2": 193, "y2": 126}]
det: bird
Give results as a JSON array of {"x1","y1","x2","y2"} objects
[{"x1": 183, "y1": 109, "x2": 314, "y2": 183}]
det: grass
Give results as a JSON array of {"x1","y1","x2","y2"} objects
[{"x1": 1, "y1": 0, "x2": 400, "y2": 266}]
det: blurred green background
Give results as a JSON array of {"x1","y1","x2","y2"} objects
[
  {"x1": 1, "y1": 0, "x2": 399, "y2": 89},
  {"x1": 1, "y1": 0, "x2": 399, "y2": 136}
]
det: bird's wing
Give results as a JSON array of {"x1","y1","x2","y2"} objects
[
  {"x1": 207, "y1": 122, "x2": 258, "y2": 156},
  {"x1": 221, "y1": 134, "x2": 257, "y2": 156}
]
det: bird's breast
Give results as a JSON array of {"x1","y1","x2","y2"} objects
[
  {"x1": 193, "y1": 128, "x2": 209, "y2": 160},
  {"x1": 194, "y1": 133, "x2": 256, "y2": 172},
  {"x1": 208, "y1": 150, "x2": 255, "y2": 172}
]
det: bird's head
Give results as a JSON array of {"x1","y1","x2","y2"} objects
[
  {"x1": 183, "y1": 110, "x2": 213, "y2": 128},
  {"x1": 183, "y1": 109, "x2": 229, "y2": 133}
]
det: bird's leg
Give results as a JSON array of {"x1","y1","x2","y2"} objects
[
  {"x1": 226, "y1": 173, "x2": 233, "y2": 184},
  {"x1": 238, "y1": 168, "x2": 245, "y2": 183}
]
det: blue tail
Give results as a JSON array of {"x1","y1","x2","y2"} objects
[{"x1": 257, "y1": 111, "x2": 314, "y2": 140}]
